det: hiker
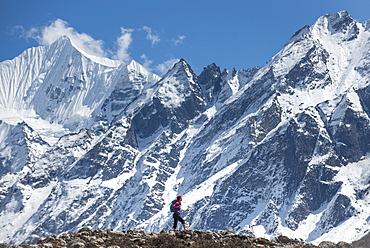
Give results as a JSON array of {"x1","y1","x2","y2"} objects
[{"x1": 170, "y1": 195, "x2": 186, "y2": 230}]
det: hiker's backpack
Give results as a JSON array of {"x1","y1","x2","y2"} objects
[{"x1": 170, "y1": 199, "x2": 177, "y2": 212}]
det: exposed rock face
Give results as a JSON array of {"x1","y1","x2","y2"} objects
[
  {"x1": 198, "y1": 63, "x2": 222, "y2": 105},
  {"x1": 133, "y1": 59, "x2": 206, "y2": 139}
]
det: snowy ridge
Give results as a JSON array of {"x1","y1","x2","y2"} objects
[
  {"x1": 68, "y1": 37, "x2": 122, "y2": 68},
  {"x1": 1, "y1": 11, "x2": 370, "y2": 246},
  {"x1": 0, "y1": 46, "x2": 45, "y2": 110},
  {"x1": 127, "y1": 60, "x2": 161, "y2": 84},
  {"x1": 0, "y1": 36, "x2": 158, "y2": 141}
]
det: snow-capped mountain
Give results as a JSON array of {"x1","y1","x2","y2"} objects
[{"x1": 1, "y1": 11, "x2": 369, "y2": 245}]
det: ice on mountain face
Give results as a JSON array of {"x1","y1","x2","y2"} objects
[
  {"x1": 94, "y1": 60, "x2": 160, "y2": 130},
  {"x1": 30, "y1": 37, "x2": 126, "y2": 131},
  {"x1": 303, "y1": 157, "x2": 370, "y2": 244},
  {"x1": 0, "y1": 36, "x2": 161, "y2": 143},
  {"x1": 0, "y1": 122, "x2": 49, "y2": 175},
  {"x1": 310, "y1": 11, "x2": 359, "y2": 43},
  {"x1": 270, "y1": 10, "x2": 370, "y2": 126},
  {"x1": 309, "y1": 12, "x2": 370, "y2": 93},
  {"x1": 0, "y1": 46, "x2": 45, "y2": 110},
  {"x1": 127, "y1": 60, "x2": 161, "y2": 85},
  {"x1": 323, "y1": 11, "x2": 359, "y2": 40},
  {"x1": 172, "y1": 11, "x2": 370, "y2": 244}
]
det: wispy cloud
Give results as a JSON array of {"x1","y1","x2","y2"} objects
[
  {"x1": 140, "y1": 54, "x2": 153, "y2": 69},
  {"x1": 142, "y1": 26, "x2": 160, "y2": 45},
  {"x1": 114, "y1": 27, "x2": 134, "y2": 62},
  {"x1": 173, "y1": 35, "x2": 186, "y2": 46},
  {"x1": 16, "y1": 19, "x2": 136, "y2": 62},
  {"x1": 155, "y1": 58, "x2": 179, "y2": 75},
  {"x1": 140, "y1": 54, "x2": 178, "y2": 76},
  {"x1": 16, "y1": 19, "x2": 185, "y2": 70},
  {"x1": 19, "y1": 19, "x2": 106, "y2": 57},
  {"x1": 14, "y1": 25, "x2": 39, "y2": 41}
]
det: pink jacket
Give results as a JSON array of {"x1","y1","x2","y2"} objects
[{"x1": 173, "y1": 201, "x2": 182, "y2": 213}]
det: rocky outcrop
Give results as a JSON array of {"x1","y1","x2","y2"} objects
[{"x1": 0, "y1": 227, "x2": 340, "y2": 248}]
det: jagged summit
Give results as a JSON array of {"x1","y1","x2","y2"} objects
[
  {"x1": 319, "y1": 10, "x2": 357, "y2": 33},
  {"x1": 0, "y1": 11, "x2": 370, "y2": 246},
  {"x1": 288, "y1": 11, "x2": 358, "y2": 43},
  {"x1": 198, "y1": 63, "x2": 222, "y2": 105},
  {"x1": 49, "y1": 35, "x2": 73, "y2": 49},
  {"x1": 263, "y1": 10, "x2": 370, "y2": 121},
  {"x1": 155, "y1": 59, "x2": 201, "y2": 108},
  {"x1": 131, "y1": 58, "x2": 206, "y2": 139},
  {"x1": 160, "y1": 59, "x2": 194, "y2": 80}
]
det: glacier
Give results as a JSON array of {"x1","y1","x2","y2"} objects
[{"x1": 0, "y1": 11, "x2": 370, "y2": 245}]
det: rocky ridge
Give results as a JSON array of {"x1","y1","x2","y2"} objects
[{"x1": 0, "y1": 227, "x2": 356, "y2": 248}]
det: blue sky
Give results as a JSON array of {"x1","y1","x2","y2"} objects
[{"x1": 1, "y1": 0, "x2": 370, "y2": 75}]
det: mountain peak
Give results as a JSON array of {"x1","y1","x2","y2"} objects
[
  {"x1": 201, "y1": 63, "x2": 219, "y2": 72},
  {"x1": 47, "y1": 35, "x2": 74, "y2": 52},
  {"x1": 198, "y1": 63, "x2": 221, "y2": 84},
  {"x1": 198, "y1": 63, "x2": 222, "y2": 104},
  {"x1": 127, "y1": 60, "x2": 161, "y2": 84},
  {"x1": 54, "y1": 35, "x2": 72, "y2": 45},
  {"x1": 156, "y1": 58, "x2": 200, "y2": 108},
  {"x1": 311, "y1": 11, "x2": 359, "y2": 40},
  {"x1": 48, "y1": 35, "x2": 122, "y2": 67},
  {"x1": 288, "y1": 11, "x2": 357, "y2": 45},
  {"x1": 177, "y1": 58, "x2": 190, "y2": 69},
  {"x1": 162, "y1": 58, "x2": 195, "y2": 80},
  {"x1": 324, "y1": 10, "x2": 355, "y2": 31}
]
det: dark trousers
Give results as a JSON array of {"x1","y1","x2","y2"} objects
[{"x1": 173, "y1": 212, "x2": 185, "y2": 229}]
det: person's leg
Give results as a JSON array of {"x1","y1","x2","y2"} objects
[
  {"x1": 172, "y1": 213, "x2": 178, "y2": 229},
  {"x1": 178, "y1": 215, "x2": 186, "y2": 230}
]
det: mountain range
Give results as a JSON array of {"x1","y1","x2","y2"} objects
[{"x1": 0, "y1": 10, "x2": 369, "y2": 245}]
